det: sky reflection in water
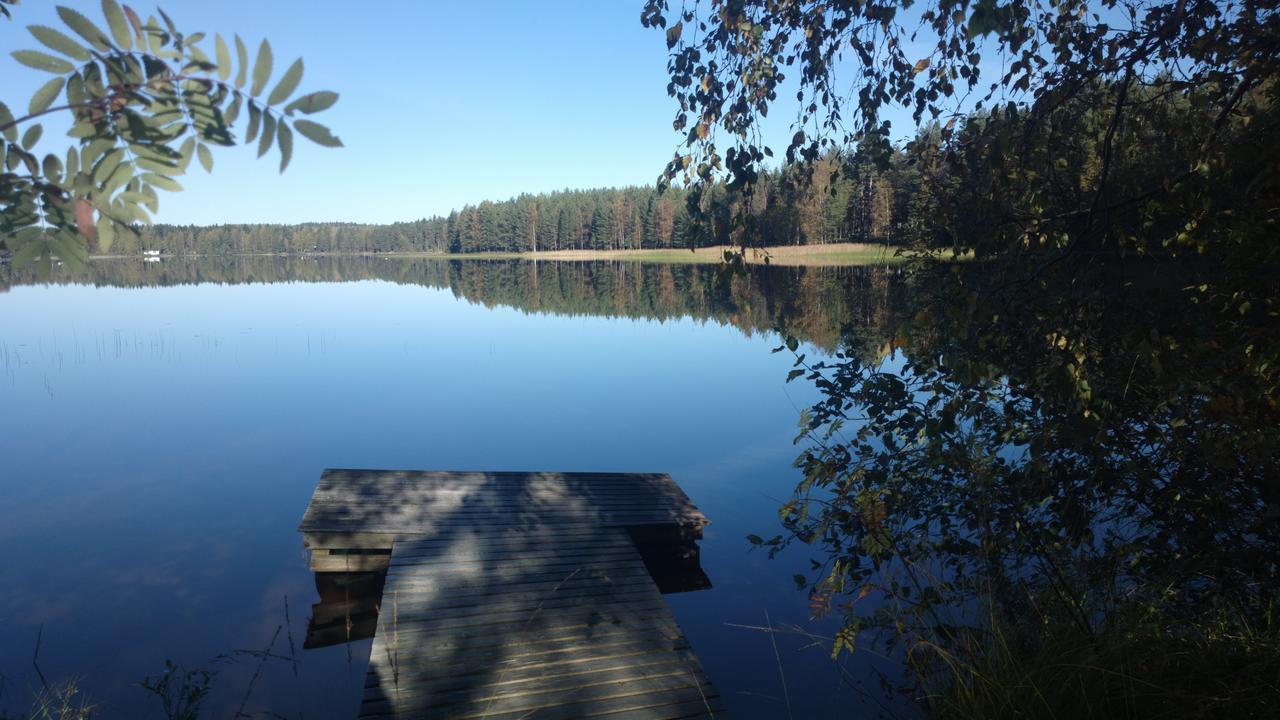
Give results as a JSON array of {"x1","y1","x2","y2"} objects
[{"x1": 0, "y1": 261, "x2": 894, "y2": 719}]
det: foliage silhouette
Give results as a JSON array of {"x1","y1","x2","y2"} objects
[{"x1": 0, "y1": 1, "x2": 341, "y2": 272}]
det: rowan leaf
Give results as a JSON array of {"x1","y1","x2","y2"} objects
[
  {"x1": 292, "y1": 119, "x2": 342, "y2": 147},
  {"x1": 12, "y1": 50, "x2": 75, "y2": 74},
  {"x1": 284, "y1": 90, "x2": 338, "y2": 115},
  {"x1": 215, "y1": 34, "x2": 231, "y2": 81},
  {"x1": 277, "y1": 120, "x2": 293, "y2": 173},
  {"x1": 29, "y1": 25, "x2": 92, "y2": 61},
  {"x1": 234, "y1": 34, "x2": 249, "y2": 89},
  {"x1": 197, "y1": 142, "x2": 213, "y2": 173},
  {"x1": 268, "y1": 58, "x2": 303, "y2": 106},
  {"x1": 101, "y1": 0, "x2": 132, "y2": 49},
  {"x1": 29, "y1": 77, "x2": 66, "y2": 116},
  {"x1": 141, "y1": 172, "x2": 182, "y2": 192},
  {"x1": 96, "y1": 213, "x2": 115, "y2": 252},
  {"x1": 257, "y1": 111, "x2": 276, "y2": 157},
  {"x1": 56, "y1": 6, "x2": 113, "y2": 52},
  {"x1": 251, "y1": 39, "x2": 273, "y2": 96},
  {"x1": 0, "y1": 101, "x2": 16, "y2": 142},
  {"x1": 21, "y1": 124, "x2": 44, "y2": 150}
]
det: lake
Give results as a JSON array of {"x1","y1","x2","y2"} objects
[{"x1": 0, "y1": 256, "x2": 904, "y2": 719}]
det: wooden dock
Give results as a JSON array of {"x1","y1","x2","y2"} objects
[{"x1": 299, "y1": 469, "x2": 724, "y2": 719}]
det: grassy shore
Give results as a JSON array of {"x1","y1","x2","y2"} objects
[
  {"x1": 387, "y1": 243, "x2": 908, "y2": 266},
  {"x1": 82, "y1": 243, "x2": 942, "y2": 267}
]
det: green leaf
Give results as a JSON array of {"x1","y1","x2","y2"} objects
[
  {"x1": 234, "y1": 34, "x2": 249, "y2": 89},
  {"x1": 96, "y1": 214, "x2": 115, "y2": 252},
  {"x1": 0, "y1": 101, "x2": 16, "y2": 142},
  {"x1": 118, "y1": 200, "x2": 151, "y2": 224},
  {"x1": 145, "y1": 18, "x2": 164, "y2": 54},
  {"x1": 65, "y1": 73, "x2": 86, "y2": 105},
  {"x1": 119, "y1": 186, "x2": 158, "y2": 213},
  {"x1": 156, "y1": 7, "x2": 177, "y2": 35},
  {"x1": 52, "y1": 230, "x2": 89, "y2": 269},
  {"x1": 135, "y1": 157, "x2": 180, "y2": 174},
  {"x1": 177, "y1": 136, "x2": 196, "y2": 172},
  {"x1": 17, "y1": 147, "x2": 38, "y2": 174},
  {"x1": 122, "y1": 5, "x2": 144, "y2": 44},
  {"x1": 56, "y1": 6, "x2": 113, "y2": 52},
  {"x1": 245, "y1": 103, "x2": 262, "y2": 144},
  {"x1": 197, "y1": 142, "x2": 213, "y2": 173},
  {"x1": 100, "y1": 160, "x2": 132, "y2": 196},
  {"x1": 268, "y1": 58, "x2": 303, "y2": 106},
  {"x1": 83, "y1": 139, "x2": 114, "y2": 167},
  {"x1": 215, "y1": 34, "x2": 231, "y2": 82},
  {"x1": 65, "y1": 146, "x2": 80, "y2": 178},
  {"x1": 12, "y1": 235, "x2": 48, "y2": 267},
  {"x1": 224, "y1": 96, "x2": 243, "y2": 126},
  {"x1": 187, "y1": 45, "x2": 211, "y2": 69},
  {"x1": 67, "y1": 121, "x2": 97, "y2": 139},
  {"x1": 101, "y1": 0, "x2": 132, "y2": 49},
  {"x1": 141, "y1": 172, "x2": 182, "y2": 192},
  {"x1": 12, "y1": 50, "x2": 75, "y2": 74},
  {"x1": 251, "y1": 39, "x2": 273, "y2": 96},
  {"x1": 277, "y1": 121, "x2": 293, "y2": 173},
  {"x1": 285, "y1": 90, "x2": 338, "y2": 115},
  {"x1": 139, "y1": 185, "x2": 159, "y2": 212},
  {"x1": 29, "y1": 77, "x2": 66, "y2": 116},
  {"x1": 29, "y1": 25, "x2": 92, "y2": 61},
  {"x1": 92, "y1": 147, "x2": 124, "y2": 182},
  {"x1": 42, "y1": 153, "x2": 64, "y2": 183},
  {"x1": 292, "y1": 119, "x2": 342, "y2": 148},
  {"x1": 21, "y1": 124, "x2": 43, "y2": 150},
  {"x1": 257, "y1": 111, "x2": 276, "y2": 157}
]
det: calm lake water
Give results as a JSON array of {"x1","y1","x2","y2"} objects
[{"x1": 1, "y1": 257, "x2": 902, "y2": 719}]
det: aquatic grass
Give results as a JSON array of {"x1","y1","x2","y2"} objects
[
  {"x1": 138, "y1": 662, "x2": 214, "y2": 720},
  {"x1": 0, "y1": 680, "x2": 97, "y2": 720},
  {"x1": 762, "y1": 608, "x2": 796, "y2": 720}
]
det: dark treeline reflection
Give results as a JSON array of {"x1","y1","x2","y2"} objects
[{"x1": 0, "y1": 256, "x2": 905, "y2": 351}]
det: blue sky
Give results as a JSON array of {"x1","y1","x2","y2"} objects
[{"x1": 2, "y1": 1, "x2": 920, "y2": 225}]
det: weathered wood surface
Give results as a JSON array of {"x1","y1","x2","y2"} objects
[
  {"x1": 299, "y1": 469, "x2": 722, "y2": 718},
  {"x1": 360, "y1": 527, "x2": 724, "y2": 719},
  {"x1": 299, "y1": 470, "x2": 710, "y2": 539}
]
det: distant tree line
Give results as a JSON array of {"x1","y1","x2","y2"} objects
[
  {"x1": 0, "y1": 254, "x2": 904, "y2": 352},
  {"x1": 117, "y1": 146, "x2": 936, "y2": 256}
]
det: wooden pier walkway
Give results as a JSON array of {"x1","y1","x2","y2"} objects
[{"x1": 299, "y1": 469, "x2": 724, "y2": 719}]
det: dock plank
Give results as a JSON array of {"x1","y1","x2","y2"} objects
[
  {"x1": 299, "y1": 469, "x2": 709, "y2": 539},
  {"x1": 299, "y1": 469, "x2": 720, "y2": 719},
  {"x1": 361, "y1": 529, "x2": 719, "y2": 719}
]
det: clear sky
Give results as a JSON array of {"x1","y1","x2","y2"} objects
[{"x1": 1, "y1": 1, "x2": 913, "y2": 226}]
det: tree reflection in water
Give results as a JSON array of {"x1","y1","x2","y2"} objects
[{"x1": 769, "y1": 255, "x2": 1279, "y2": 715}]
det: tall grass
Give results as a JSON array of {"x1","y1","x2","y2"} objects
[{"x1": 914, "y1": 596, "x2": 1280, "y2": 719}]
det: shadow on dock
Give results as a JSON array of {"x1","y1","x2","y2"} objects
[
  {"x1": 298, "y1": 469, "x2": 725, "y2": 718},
  {"x1": 305, "y1": 530, "x2": 710, "y2": 649}
]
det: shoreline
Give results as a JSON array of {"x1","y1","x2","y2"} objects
[{"x1": 85, "y1": 243, "x2": 911, "y2": 267}]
